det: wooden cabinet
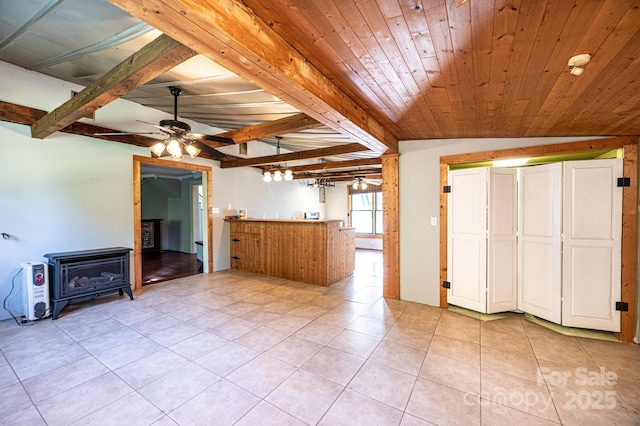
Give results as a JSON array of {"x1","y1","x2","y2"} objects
[{"x1": 227, "y1": 219, "x2": 355, "y2": 286}]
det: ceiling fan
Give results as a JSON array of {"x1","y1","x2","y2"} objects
[
  {"x1": 352, "y1": 175, "x2": 381, "y2": 190},
  {"x1": 96, "y1": 86, "x2": 235, "y2": 160}
]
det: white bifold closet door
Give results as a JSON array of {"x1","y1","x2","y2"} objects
[
  {"x1": 447, "y1": 168, "x2": 487, "y2": 313},
  {"x1": 562, "y1": 159, "x2": 623, "y2": 332},
  {"x1": 487, "y1": 168, "x2": 518, "y2": 313},
  {"x1": 517, "y1": 163, "x2": 563, "y2": 324},
  {"x1": 447, "y1": 167, "x2": 517, "y2": 314}
]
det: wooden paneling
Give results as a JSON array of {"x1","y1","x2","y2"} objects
[
  {"x1": 439, "y1": 136, "x2": 638, "y2": 342},
  {"x1": 234, "y1": 0, "x2": 640, "y2": 139},
  {"x1": 382, "y1": 153, "x2": 400, "y2": 299},
  {"x1": 228, "y1": 219, "x2": 355, "y2": 286},
  {"x1": 230, "y1": 223, "x2": 264, "y2": 273}
]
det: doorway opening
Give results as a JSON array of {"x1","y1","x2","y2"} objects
[{"x1": 133, "y1": 156, "x2": 213, "y2": 289}]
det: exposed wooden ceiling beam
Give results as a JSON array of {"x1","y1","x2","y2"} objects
[
  {"x1": 293, "y1": 168, "x2": 382, "y2": 180},
  {"x1": 108, "y1": 0, "x2": 399, "y2": 154},
  {"x1": 284, "y1": 158, "x2": 382, "y2": 173},
  {"x1": 0, "y1": 101, "x2": 230, "y2": 161},
  {"x1": 315, "y1": 174, "x2": 383, "y2": 183},
  {"x1": 218, "y1": 113, "x2": 322, "y2": 144},
  {"x1": 0, "y1": 101, "x2": 46, "y2": 124},
  {"x1": 220, "y1": 143, "x2": 369, "y2": 168},
  {"x1": 30, "y1": 34, "x2": 197, "y2": 139}
]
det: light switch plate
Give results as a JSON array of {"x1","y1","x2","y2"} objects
[
  {"x1": 430, "y1": 217, "x2": 438, "y2": 226},
  {"x1": 212, "y1": 207, "x2": 220, "y2": 214}
]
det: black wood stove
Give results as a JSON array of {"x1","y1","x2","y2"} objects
[{"x1": 45, "y1": 247, "x2": 134, "y2": 319}]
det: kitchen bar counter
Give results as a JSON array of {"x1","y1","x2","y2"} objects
[{"x1": 226, "y1": 219, "x2": 355, "y2": 286}]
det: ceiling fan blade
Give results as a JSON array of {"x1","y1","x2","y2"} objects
[
  {"x1": 193, "y1": 142, "x2": 227, "y2": 159},
  {"x1": 135, "y1": 119, "x2": 174, "y2": 134},
  {"x1": 193, "y1": 133, "x2": 235, "y2": 145}
]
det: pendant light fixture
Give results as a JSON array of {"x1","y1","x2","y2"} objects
[{"x1": 262, "y1": 136, "x2": 294, "y2": 183}]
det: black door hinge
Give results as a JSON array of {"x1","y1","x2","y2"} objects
[
  {"x1": 617, "y1": 177, "x2": 631, "y2": 187},
  {"x1": 443, "y1": 185, "x2": 451, "y2": 193},
  {"x1": 616, "y1": 301, "x2": 629, "y2": 312},
  {"x1": 442, "y1": 281, "x2": 451, "y2": 289}
]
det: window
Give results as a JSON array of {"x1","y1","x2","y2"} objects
[{"x1": 350, "y1": 191, "x2": 383, "y2": 235}]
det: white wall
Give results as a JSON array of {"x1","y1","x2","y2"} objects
[
  {"x1": 0, "y1": 61, "x2": 325, "y2": 319},
  {"x1": 0, "y1": 120, "x2": 143, "y2": 320},
  {"x1": 398, "y1": 137, "x2": 607, "y2": 306},
  {"x1": 325, "y1": 184, "x2": 348, "y2": 222}
]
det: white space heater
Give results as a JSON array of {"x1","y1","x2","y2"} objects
[{"x1": 21, "y1": 262, "x2": 50, "y2": 320}]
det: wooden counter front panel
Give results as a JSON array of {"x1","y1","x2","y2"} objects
[
  {"x1": 229, "y1": 222, "x2": 265, "y2": 273},
  {"x1": 228, "y1": 220, "x2": 354, "y2": 286}
]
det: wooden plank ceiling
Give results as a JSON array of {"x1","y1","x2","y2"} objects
[
  {"x1": 1, "y1": 0, "x2": 639, "y2": 182},
  {"x1": 237, "y1": 0, "x2": 640, "y2": 139}
]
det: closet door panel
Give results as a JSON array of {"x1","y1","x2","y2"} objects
[
  {"x1": 487, "y1": 168, "x2": 517, "y2": 313},
  {"x1": 447, "y1": 168, "x2": 487, "y2": 313},
  {"x1": 517, "y1": 163, "x2": 562, "y2": 324},
  {"x1": 562, "y1": 159, "x2": 622, "y2": 331}
]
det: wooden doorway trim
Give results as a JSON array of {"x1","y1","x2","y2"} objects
[
  {"x1": 132, "y1": 155, "x2": 214, "y2": 290},
  {"x1": 439, "y1": 137, "x2": 638, "y2": 342}
]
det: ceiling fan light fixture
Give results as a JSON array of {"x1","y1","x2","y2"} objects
[
  {"x1": 171, "y1": 151, "x2": 183, "y2": 161},
  {"x1": 273, "y1": 170, "x2": 283, "y2": 181},
  {"x1": 166, "y1": 138, "x2": 182, "y2": 156},
  {"x1": 263, "y1": 171, "x2": 272, "y2": 182},
  {"x1": 352, "y1": 176, "x2": 370, "y2": 190},
  {"x1": 150, "y1": 142, "x2": 166, "y2": 157},
  {"x1": 185, "y1": 144, "x2": 201, "y2": 158},
  {"x1": 284, "y1": 169, "x2": 293, "y2": 181}
]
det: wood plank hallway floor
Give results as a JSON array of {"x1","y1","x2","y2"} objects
[
  {"x1": 142, "y1": 251, "x2": 201, "y2": 286},
  {"x1": 0, "y1": 249, "x2": 638, "y2": 425}
]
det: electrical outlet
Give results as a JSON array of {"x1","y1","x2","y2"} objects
[
  {"x1": 212, "y1": 207, "x2": 220, "y2": 214},
  {"x1": 430, "y1": 217, "x2": 438, "y2": 226}
]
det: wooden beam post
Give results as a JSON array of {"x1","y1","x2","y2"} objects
[
  {"x1": 382, "y1": 153, "x2": 400, "y2": 299},
  {"x1": 108, "y1": 0, "x2": 398, "y2": 153},
  {"x1": 619, "y1": 141, "x2": 638, "y2": 343},
  {"x1": 218, "y1": 113, "x2": 322, "y2": 144},
  {"x1": 31, "y1": 34, "x2": 196, "y2": 139}
]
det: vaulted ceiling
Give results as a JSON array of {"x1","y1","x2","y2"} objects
[{"x1": 1, "y1": 0, "x2": 639, "y2": 182}]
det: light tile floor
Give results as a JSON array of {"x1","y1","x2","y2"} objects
[{"x1": 0, "y1": 250, "x2": 638, "y2": 425}]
